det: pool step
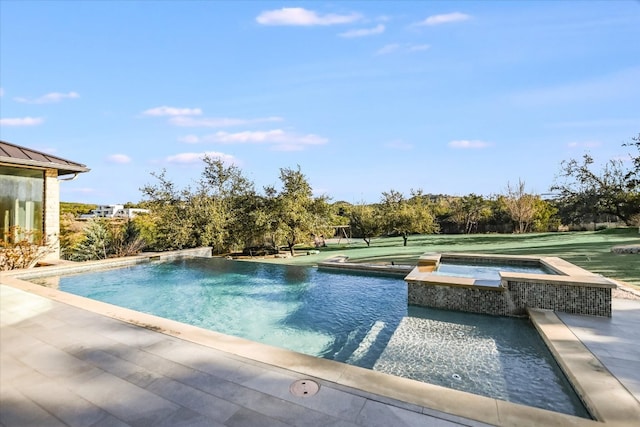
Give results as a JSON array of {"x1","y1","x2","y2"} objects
[{"x1": 346, "y1": 321, "x2": 386, "y2": 365}]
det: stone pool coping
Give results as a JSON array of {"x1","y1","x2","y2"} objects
[
  {"x1": 528, "y1": 308, "x2": 640, "y2": 426},
  {"x1": 2, "y1": 252, "x2": 638, "y2": 426}
]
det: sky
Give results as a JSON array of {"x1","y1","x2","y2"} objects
[{"x1": 1, "y1": 1, "x2": 639, "y2": 205}]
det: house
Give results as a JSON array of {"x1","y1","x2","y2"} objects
[
  {"x1": 116, "y1": 208, "x2": 149, "y2": 218},
  {"x1": 79, "y1": 204, "x2": 125, "y2": 218},
  {"x1": 79, "y1": 204, "x2": 149, "y2": 219},
  {"x1": 0, "y1": 140, "x2": 90, "y2": 261}
]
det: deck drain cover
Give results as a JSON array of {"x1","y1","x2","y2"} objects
[{"x1": 290, "y1": 379, "x2": 320, "y2": 397}]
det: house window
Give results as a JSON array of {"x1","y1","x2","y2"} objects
[{"x1": 0, "y1": 166, "x2": 44, "y2": 242}]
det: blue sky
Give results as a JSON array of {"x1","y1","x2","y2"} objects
[{"x1": 1, "y1": 1, "x2": 639, "y2": 205}]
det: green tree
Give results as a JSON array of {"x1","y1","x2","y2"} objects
[
  {"x1": 551, "y1": 143, "x2": 640, "y2": 226},
  {"x1": 140, "y1": 169, "x2": 195, "y2": 250},
  {"x1": 531, "y1": 198, "x2": 560, "y2": 232},
  {"x1": 379, "y1": 189, "x2": 438, "y2": 246},
  {"x1": 140, "y1": 157, "x2": 258, "y2": 253},
  {"x1": 198, "y1": 156, "x2": 257, "y2": 253},
  {"x1": 268, "y1": 166, "x2": 330, "y2": 256},
  {"x1": 448, "y1": 194, "x2": 491, "y2": 234},
  {"x1": 348, "y1": 202, "x2": 381, "y2": 246}
]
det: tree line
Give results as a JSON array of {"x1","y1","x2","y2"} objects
[{"x1": 56, "y1": 133, "x2": 639, "y2": 260}]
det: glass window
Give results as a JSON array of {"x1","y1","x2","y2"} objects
[{"x1": 0, "y1": 166, "x2": 44, "y2": 242}]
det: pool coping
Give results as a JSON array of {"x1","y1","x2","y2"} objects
[
  {"x1": 2, "y1": 254, "x2": 638, "y2": 427},
  {"x1": 528, "y1": 308, "x2": 640, "y2": 426}
]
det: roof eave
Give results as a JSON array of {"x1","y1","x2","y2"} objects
[{"x1": 0, "y1": 157, "x2": 90, "y2": 175}]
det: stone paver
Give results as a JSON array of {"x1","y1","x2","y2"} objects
[
  {"x1": 557, "y1": 298, "x2": 640, "y2": 403},
  {"x1": 0, "y1": 285, "x2": 482, "y2": 427}
]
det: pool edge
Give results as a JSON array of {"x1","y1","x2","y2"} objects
[{"x1": 528, "y1": 308, "x2": 640, "y2": 426}]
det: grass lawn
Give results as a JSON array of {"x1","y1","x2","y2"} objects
[{"x1": 259, "y1": 228, "x2": 640, "y2": 288}]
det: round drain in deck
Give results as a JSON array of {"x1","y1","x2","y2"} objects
[{"x1": 290, "y1": 379, "x2": 320, "y2": 397}]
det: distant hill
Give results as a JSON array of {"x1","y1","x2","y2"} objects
[{"x1": 60, "y1": 202, "x2": 97, "y2": 217}]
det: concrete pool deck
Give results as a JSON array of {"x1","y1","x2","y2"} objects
[{"x1": 1, "y1": 273, "x2": 639, "y2": 426}]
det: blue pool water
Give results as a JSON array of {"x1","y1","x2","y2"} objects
[
  {"x1": 433, "y1": 261, "x2": 554, "y2": 284},
  {"x1": 45, "y1": 257, "x2": 588, "y2": 417}
]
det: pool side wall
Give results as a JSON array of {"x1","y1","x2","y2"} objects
[
  {"x1": 406, "y1": 280, "x2": 612, "y2": 317},
  {"x1": 405, "y1": 254, "x2": 614, "y2": 317}
]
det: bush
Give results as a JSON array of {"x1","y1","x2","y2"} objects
[
  {"x1": 67, "y1": 219, "x2": 146, "y2": 261},
  {"x1": 0, "y1": 227, "x2": 56, "y2": 270}
]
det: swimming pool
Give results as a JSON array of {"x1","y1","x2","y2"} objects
[{"x1": 39, "y1": 257, "x2": 589, "y2": 417}]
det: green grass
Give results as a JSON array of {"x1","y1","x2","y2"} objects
[{"x1": 261, "y1": 228, "x2": 640, "y2": 287}]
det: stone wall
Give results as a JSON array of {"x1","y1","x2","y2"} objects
[
  {"x1": 506, "y1": 281, "x2": 611, "y2": 317},
  {"x1": 43, "y1": 169, "x2": 60, "y2": 261},
  {"x1": 407, "y1": 283, "x2": 509, "y2": 316},
  {"x1": 407, "y1": 280, "x2": 612, "y2": 317}
]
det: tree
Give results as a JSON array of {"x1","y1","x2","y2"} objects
[
  {"x1": 140, "y1": 169, "x2": 196, "y2": 250},
  {"x1": 348, "y1": 202, "x2": 381, "y2": 246},
  {"x1": 268, "y1": 166, "x2": 329, "y2": 256},
  {"x1": 140, "y1": 157, "x2": 258, "y2": 253},
  {"x1": 379, "y1": 189, "x2": 438, "y2": 246},
  {"x1": 199, "y1": 156, "x2": 257, "y2": 252},
  {"x1": 502, "y1": 180, "x2": 538, "y2": 233},
  {"x1": 551, "y1": 137, "x2": 640, "y2": 226},
  {"x1": 448, "y1": 194, "x2": 491, "y2": 234},
  {"x1": 623, "y1": 133, "x2": 640, "y2": 190},
  {"x1": 531, "y1": 198, "x2": 560, "y2": 232}
]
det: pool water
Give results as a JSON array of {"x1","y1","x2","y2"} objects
[
  {"x1": 46, "y1": 257, "x2": 588, "y2": 417},
  {"x1": 433, "y1": 262, "x2": 553, "y2": 283}
]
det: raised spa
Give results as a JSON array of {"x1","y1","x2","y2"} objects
[{"x1": 404, "y1": 253, "x2": 616, "y2": 317}]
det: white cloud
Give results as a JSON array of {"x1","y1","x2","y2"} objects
[
  {"x1": 376, "y1": 43, "x2": 430, "y2": 55},
  {"x1": 165, "y1": 151, "x2": 235, "y2": 165},
  {"x1": 0, "y1": 117, "x2": 44, "y2": 127},
  {"x1": 417, "y1": 12, "x2": 471, "y2": 26},
  {"x1": 567, "y1": 141, "x2": 601, "y2": 149},
  {"x1": 339, "y1": 24, "x2": 385, "y2": 38},
  {"x1": 376, "y1": 44, "x2": 401, "y2": 55},
  {"x1": 256, "y1": 7, "x2": 360, "y2": 26},
  {"x1": 168, "y1": 116, "x2": 283, "y2": 128},
  {"x1": 107, "y1": 154, "x2": 132, "y2": 164},
  {"x1": 142, "y1": 106, "x2": 203, "y2": 116},
  {"x1": 14, "y1": 91, "x2": 79, "y2": 104},
  {"x1": 199, "y1": 129, "x2": 328, "y2": 151},
  {"x1": 448, "y1": 140, "x2": 492, "y2": 149}
]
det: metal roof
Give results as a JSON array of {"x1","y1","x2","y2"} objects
[{"x1": 0, "y1": 140, "x2": 90, "y2": 176}]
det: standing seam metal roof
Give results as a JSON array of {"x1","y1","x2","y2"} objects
[{"x1": 0, "y1": 140, "x2": 90, "y2": 176}]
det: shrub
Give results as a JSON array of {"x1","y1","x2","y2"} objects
[
  {"x1": 67, "y1": 219, "x2": 146, "y2": 261},
  {"x1": 0, "y1": 227, "x2": 56, "y2": 270}
]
